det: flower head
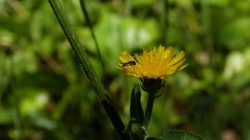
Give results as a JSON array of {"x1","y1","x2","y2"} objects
[{"x1": 118, "y1": 45, "x2": 187, "y2": 79}]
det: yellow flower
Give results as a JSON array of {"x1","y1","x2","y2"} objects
[{"x1": 118, "y1": 45, "x2": 187, "y2": 79}]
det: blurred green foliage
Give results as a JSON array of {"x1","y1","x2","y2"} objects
[{"x1": 1, "y1": 0, "x2": 250, "y2": 139}]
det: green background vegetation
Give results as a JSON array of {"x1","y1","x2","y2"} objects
[{"x1": 1, "y1": 0, "x2": 250, "y2": 139}]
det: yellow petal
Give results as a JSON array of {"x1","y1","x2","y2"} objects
[{"x1": 118, "y1": 46, "x2": 187, "y2": 79}]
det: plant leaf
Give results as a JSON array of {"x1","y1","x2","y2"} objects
[{"x1": 160, "y1": 130, "x2": 204, "y2": 140}]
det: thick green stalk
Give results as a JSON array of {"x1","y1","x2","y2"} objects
[
  {"x1": 141, "y1": 79, "x2": 163, "y2": 130},
  {"x1": 48, "y1": 0, "x2": 130, "y2": 139}
]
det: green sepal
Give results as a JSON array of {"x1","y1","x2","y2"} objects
[
  {"x1": 130, "y1": 84, "x2": 144, "y2": 125},
  {"x1": 125, "y1": 84, "x2": 146, "y2": 140},
  {"x1": 130, "y1": 123, "x2": 147, "y2": 140},
  {"x1": 140, "y1": 78, "x2": 165, "y2": 94}
]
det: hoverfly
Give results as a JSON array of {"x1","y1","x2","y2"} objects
[{"x1": 122, "y1": 61, "x2": 136, "y2": 67}]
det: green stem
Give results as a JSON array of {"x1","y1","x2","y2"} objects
[
  {"x1": 12, "y1": 99, "x2": 22, "y2": 140},
  {"x1": 48, "y1": 0, "x2": 130, "y2": 139},
  {"x1": 9, "y1": 56, "x2": 22, "y2": 140},
  {"x1": 143, "y1": 92, "x2": 155, "y2": 130},
  {"x1": 79, "y1": 0, "x2": 106, "y2": 76},
  {"x1": 161, "y1": 0, "x2": 169, "y2": 45},
  {"x1": 201, "y1": 0, "x2": 213, "y2": 53}
]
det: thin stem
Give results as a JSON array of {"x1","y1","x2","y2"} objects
[
  {"x1": 48, "y1": 0, "x2": 130, "y2": 139},
  {"x1": 9, "y1": 57, "x2": 22, "y2": 140},
  {"x1": 12, "y1": 99, "x2": 22, "y2": 140},
  {"x1": 201, "y1": 0, "x2": 213, "y2": 53},
  {"x1": 79, "y1": 0, "x2": 106, "y2": 76},
  {"x1": 143, "y1": 92, "x2": 155, "y2": 130},
  {"x1": 161, "y1": 0, "x2": 169, "y2": 45}
]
